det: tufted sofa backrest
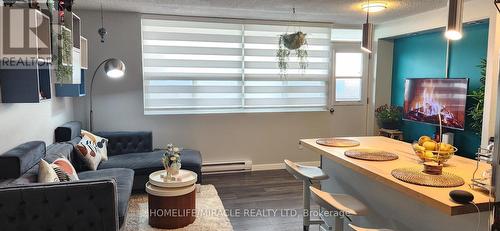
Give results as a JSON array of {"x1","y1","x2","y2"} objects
[
  {"x1": 94, "y1": 131, "x2": 153, "y2": 156},
  {"x1": 0, "y1": 179, "x2": 119, "y2": 231}
]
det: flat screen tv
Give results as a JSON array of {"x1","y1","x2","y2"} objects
[{"x1": 403, "y1": 78, "x2": 469, "y2": 130}]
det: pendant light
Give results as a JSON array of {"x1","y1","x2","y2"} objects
[
  {"x1": 361, "y1": 0, "x2": 374, "y2": 53},
  {"x1": 445, "y1": 0, "x2": 464, "y2": 40},
  {"x1": 98, "y1": 1, "x2": 107, "y2": 43}
]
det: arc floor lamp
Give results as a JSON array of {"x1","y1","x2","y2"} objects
[{"x1": 89, "y1": 58, "x2": 126, "y2": 131}]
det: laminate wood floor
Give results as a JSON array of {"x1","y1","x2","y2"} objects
[{"x1": 204, "y1": 170, "x2": 320, "y2": 231}]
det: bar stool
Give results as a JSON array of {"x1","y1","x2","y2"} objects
[
  {"x1": 349, "y1": 224, "x2": 394, "y2": 231},
  {"x1": 310, "y1": 186, "x2": 368, "y2": 231},
  {"x1": 284, "y1": 159, "x2": 329, "y2": 231}
]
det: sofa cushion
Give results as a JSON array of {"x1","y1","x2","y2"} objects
[
  {"x1": 55, "y1": 121, "x2": 82, "y2": 142},
  {"x1": 78, "y1": 168, "x2": 134, "y2": 227},
  {"x1": 75, "y1": 136, "x2": 103, "y2": 171},
  {"x1": 0, "y1": 141, "x2": 46, "y2": 179},
  {"x1": 97, "y1": 150, "x2": 166, "y2": 175},
  {"x1": 45, "y1": 142, "x2": 74, "y2": 163}
]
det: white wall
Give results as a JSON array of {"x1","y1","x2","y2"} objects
[
  {"x1": 0, "y1": 86, "x2": 74, "y2": 154},
  {"x1": 74, "y1": 10, "x2": 368, "y2": 165}
]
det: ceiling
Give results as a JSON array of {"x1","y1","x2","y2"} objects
[{"x1": 74, "y1": 0, "x2": 463, "y2": 25}]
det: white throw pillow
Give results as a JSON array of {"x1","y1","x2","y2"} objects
[
  {"x1": 52, "y1": 158, "x2": 79, "y2": 180},
  {"x1": 81, "y1": 130, "x2": 109, "y2": 161},
  {"x1": 38, "y1": 159, "x2": 61, "y2": 183},
  {"x1": 75, "y1": 135, "x2": 103, "y2": 170}
]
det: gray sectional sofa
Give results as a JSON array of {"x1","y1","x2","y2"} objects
[{"x1": 0, "y1": 121, "x2": 203, "y2": 231}]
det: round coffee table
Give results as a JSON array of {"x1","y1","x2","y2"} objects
[{"x1": 146, "y1": 169, "x2": 198, "y2": 229}]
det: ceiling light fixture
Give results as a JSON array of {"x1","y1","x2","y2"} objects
[
  {"x1": 445, "y1": 0, "x2": 464, "y2": 40},
  {"x1": 361, "y1": 0, "x2": 374, "y2": 53},
  {"x1": 361, "y1": 2, "x2": 388, "y2": 13}
]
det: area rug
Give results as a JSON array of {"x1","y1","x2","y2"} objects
[{"x1": 124, "y1": 185, "x2": 233, "y2": 231}]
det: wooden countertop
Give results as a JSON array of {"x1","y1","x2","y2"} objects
[{"x1": 300, "y1": 136, "x2": 493, "y2": 216}]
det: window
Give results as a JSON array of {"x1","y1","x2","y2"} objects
[
  {"x1": 332, "y1": 43, "x2": 367, "y2": 103},
  {"x1": 141, "y1": 18, "x2": 332, "y2": 115},
  {"x1": 331, "y1": 29, "x2": 362, "y2": 42}
]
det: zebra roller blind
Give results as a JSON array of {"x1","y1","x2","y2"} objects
[{"x1": 142, "y1": 18, "x2": 331, "y2": 115}]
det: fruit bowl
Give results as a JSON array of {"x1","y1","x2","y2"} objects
[{"x1": 412, "y1": 136, "x2": 457, "y2": 163}]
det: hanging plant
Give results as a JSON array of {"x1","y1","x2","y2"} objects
[{"x1": 277, "y1": 31, "x2": 308, "y2": 76}]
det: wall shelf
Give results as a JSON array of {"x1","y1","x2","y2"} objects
[
  {"x1": 0, "y1": 9, "x2": 52, "y2": 103},
  {"x1": 55, "y1": 12, "x2": 87, "y2": 98},
  {"x1": 0, "y1": 65, "x2": 52, "y2": 103},
  {"x1": 55, "y1": 69, "x2": 86, "y2": 97}
]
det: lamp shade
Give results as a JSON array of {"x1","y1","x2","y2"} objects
[
  {"x1": 445, "y1": 0, "x2": 463, "y2": 40},
  {"x1": 361, "y1": 23, "x2": 374, "y2": 53},
  {"x1": 104, "y1": 58, "x2": 126, "y2": 78}
]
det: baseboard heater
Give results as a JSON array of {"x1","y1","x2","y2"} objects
[{"x1": 202, "y1": 160, "x2": 252, "y2": 174}]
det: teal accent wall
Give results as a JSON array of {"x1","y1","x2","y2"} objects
[{"x1": 391, "y1": 22, "x2": 489, "y2": 159}]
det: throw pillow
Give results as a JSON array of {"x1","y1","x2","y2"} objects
[
  {"x1": 38, "y1": 159, "x2": 61, "y2": 183},
  {"x1": 81, "y1": 130, "x2": 109, "y2": 161},
  {"x1": 52, "y1": 158, "x2": 79, "y2": 180},
  {"x1": 75, "y1": 135, "x2": 103, "y2": 170}
]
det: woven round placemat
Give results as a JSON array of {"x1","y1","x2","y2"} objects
[
  {"x1": 344, "y1": 148, "x2": 399, "y2": 161},
  {"x1": 316, "y1": 138, "x2": 360, "y2": 147},
  {"x1": 391, "y1": 167, "x2": 465, "y2": 188}
]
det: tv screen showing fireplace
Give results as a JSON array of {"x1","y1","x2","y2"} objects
[{"x1": 403, "y1": 78, "x2": 469, "y2": 130}]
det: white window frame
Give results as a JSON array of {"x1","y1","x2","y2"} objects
[{"x1": 331, "y1": 42, "x2": 369, "y2": 106}]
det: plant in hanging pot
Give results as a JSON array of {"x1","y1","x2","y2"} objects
[
  {"x1": 375, "y1": 104, "x2": 403, "y2": 130},
  {"x1": 55, "y1": 26, "x2": 73, "y2": 83},
  {"x1": 277, "y1": 31, "x2": 308, "y2": 76}
]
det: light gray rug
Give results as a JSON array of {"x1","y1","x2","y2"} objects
[{"x1": 125, "y1": 185, "x2": 234, "y2": 231}]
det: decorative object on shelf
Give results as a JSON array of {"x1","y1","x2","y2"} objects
[
  {"x1": 391, "y1": 167, "x2": 465, "y2": 187},
  {"x1": 98, "y1": 1, "x2": 107, "y2": 43},
  {"x1": 162, "y1": 144, "x2": 182, "y2": 181},
  {"x1": 63, "y1": 0, "x2": 74, "y2": 11},
  {"x1": 344, "y1": 148, "x2": 399, "y2": 161},
  {"x1": 276, "y1": 7, "x2": 308, "y2": 76},
  {"x1": 58, "y1": 0, "x2": 65, "y2": 22},
  {"x1": 378, "y1": 128, "x2": 404, "y2": 141},
  {"x1": 467, "y1": 58, "x2": 486, "y2": 134},
  {"x1": 3, "y1": 0, "x2": 17, "y2": 7},
  {"x1": 361, "y1": 0, "x2": 374, "y2": 53},
  {"x1": 413, "y1": 135, "x2": 457, "y2": 165},
  {"x1": 28, "y1": 0, "x2": 40, "y2": 9},
  {"x1": 375, "y1": 104, "x2": 403, "y2": 130},
  {"x1": 89, "y1": 58, "x2": 126, "y2": 131},
  {"x1": 316, "y1": 138, "x2": 360, "y2": 147},
  {"x1": 445, "y1": 0, "x2": 464, "y2": 40}
]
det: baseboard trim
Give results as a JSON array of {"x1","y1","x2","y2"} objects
[{"x1": 251, "y1": 161, "x2": 320, "y2": 171}]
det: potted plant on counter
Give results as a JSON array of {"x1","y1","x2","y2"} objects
[{"x1": 375, "y1": 104, "x2": 403, "y2": 130}]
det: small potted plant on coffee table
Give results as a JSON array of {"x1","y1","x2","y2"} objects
[
  {"x1": 162, "y1": 144, "x2": 182, "y2": 181},
  {"x1": 375, "y1": 104, "x2": 403, "y2": 130}
]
